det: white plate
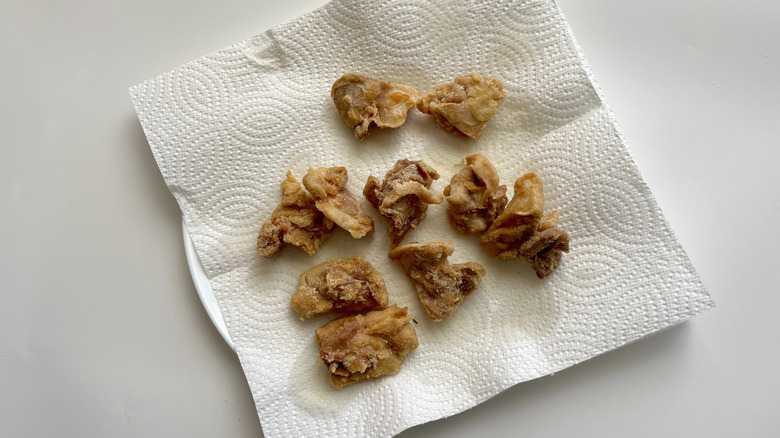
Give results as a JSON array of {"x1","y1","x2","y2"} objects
[{"x1": 182, "y1": 218, "x2": 235, "y2": 351}]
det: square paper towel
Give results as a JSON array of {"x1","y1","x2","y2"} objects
[{"x1": 130, "y1": 0, "x2": 714, "y2": 436}]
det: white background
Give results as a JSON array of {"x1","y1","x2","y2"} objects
[{"x1": 1, "y1": 0, "x2": 778, "y2": 436}]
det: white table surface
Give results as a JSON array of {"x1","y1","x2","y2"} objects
[{"x1": 2, "y1": 0, "x2": 778, "y2": 436}]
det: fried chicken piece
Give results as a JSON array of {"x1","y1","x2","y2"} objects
[
  {"x1": 519, "y1": 228, "x2": 570, "y2": 279},
  {"x1": 479, "y1": 172, "x2": 544, "y2": 259},
  {"x1": 417, "y1": 71, "x2": 506, "y2": 139},
  {"x1": 364, "y1": 160, "x2": 444, "y2": 247},
  {"x1": 290, "y1": 257, "x2": 388, "y2": 319},
  {"x1": 479, "y1": 172, "x2": 570, "y2": 278},
  {"x1": 257, "y1": 171, "x2": 334, "y2": 257},
  {"x1": 331, "y1": 73, "x2": 420, "y2": 140},
  {"x1": 388, "y1": 242, "x2": 485, "y2": 322},
  {"x1": 302, "y1": 167, "x2": 374, "y2": 239},
  {"x1": 315, "y1": 305, "x2": 419, "y2": 387},
  {"x1": 538, "y1": 210, "x2": 559, "y2": 231},
  {"x1": 444, "y1": 154, "x2": 508, "y2": 234}
]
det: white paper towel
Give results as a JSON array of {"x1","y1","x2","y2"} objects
[{"x1": 129, "y1": 0, "x2": 714, "y2": 436}]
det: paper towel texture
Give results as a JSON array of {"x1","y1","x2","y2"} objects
[{"x1": 130, "y1": 0, "x2": 714, "y2": 436}]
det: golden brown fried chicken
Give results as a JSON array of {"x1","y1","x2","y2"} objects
[
  {"x1": 518, "y1": 228, "x2": 570, "y2": 279},
  {"x1": 290, "y1": 257, "x2": 388, "y2": 319},
  {"x1": 315, "y1": 305, "x2": 419, "y2": 387},
  {"x1": 444, "y1": 154, "x2": 508, "y2": 234},
  {"x1": 257, "y1": 171, "x2": 334, "y2": 257},
  {"x1": 364, "y1": 160, "x2": 444, "y2": 247},
  {"x1": 479, "y1": 172, "x2": 544, "y2": 259},
  {"x1": 417, "y1": 71, "x2": 506, "y2": 139},
  {"x1": 302, "y1": 167, "x2": 374, "y2": 239},
  {"x1": 479, "y1": 172, "x2": 570, "y2": 279},
  {"x1": 389, "y1": 242, "x2": 485, "y2": 322},
  {"x1": 331, "y1": 73, "x2": 420, "y2": 140}
]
